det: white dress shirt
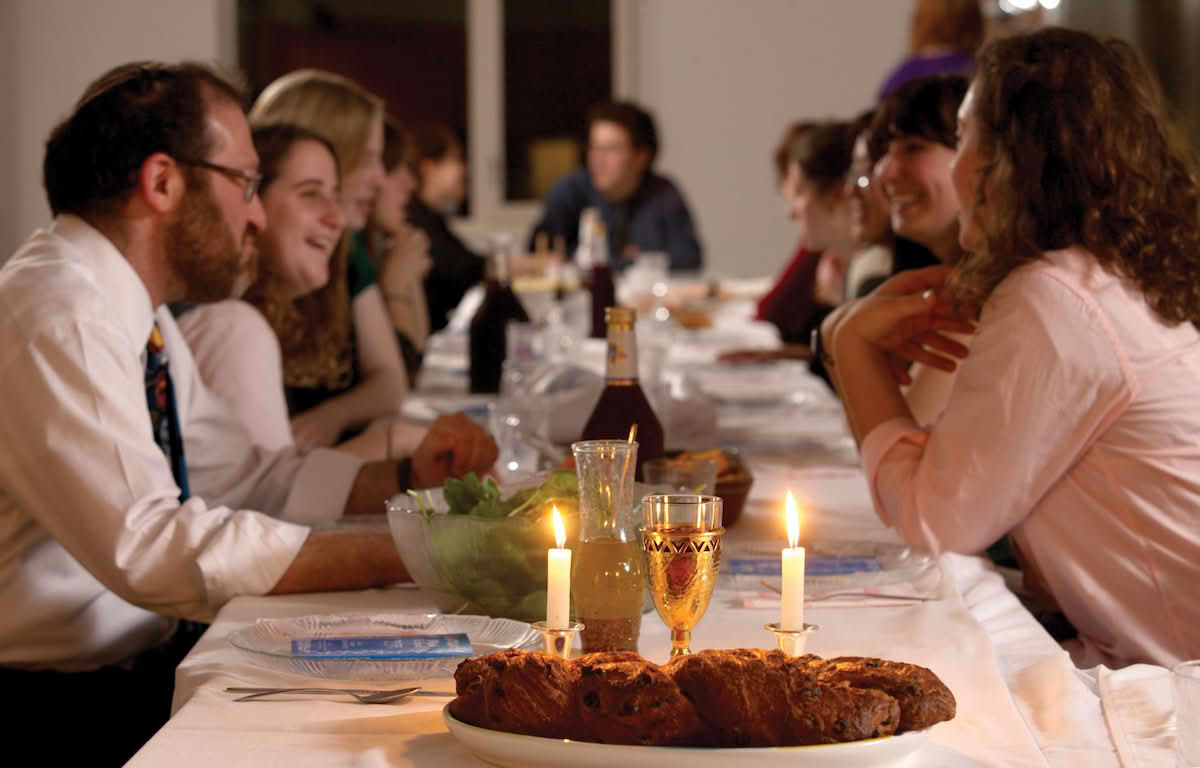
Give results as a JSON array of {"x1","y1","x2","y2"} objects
[{"x1": 0, "y1": 216, "x2": 363, "y2": 671}]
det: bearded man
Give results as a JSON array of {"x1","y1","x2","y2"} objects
[{"x1": 0, "y1": 61, "x2": 496, "y2": 765}]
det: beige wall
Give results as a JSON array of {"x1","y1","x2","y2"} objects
[
  {"x1": 0, "y1": 0, "x2": 228, "y2": 259},
  {"x1": 0, "y1": 0, "x2": 907, "y2": 281},
  {"x1": 633, "y1": 0, "x2": 909, "y2": 277}
]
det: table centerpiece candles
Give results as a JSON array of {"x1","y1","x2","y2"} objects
[
  {"x1": 546, "y1": 506, "x2": 571, "y2": 629},
  {"x1": 781, "y1": 490, "x2": 805, "y2": 630}
]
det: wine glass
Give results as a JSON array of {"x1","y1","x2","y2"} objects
[{"x1": 640, "y1": 494, "x2": 723, "y2": 657}]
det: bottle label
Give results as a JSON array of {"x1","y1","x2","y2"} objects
[{"x1": 606, "y1": 327, "x2": 638, "y2": 382}]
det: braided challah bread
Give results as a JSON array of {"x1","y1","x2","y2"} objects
[{"x1": 449, "y1": 647, "x2": 954, "y2": 747}]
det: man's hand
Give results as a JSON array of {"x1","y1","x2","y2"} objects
[{"x1": 411, "y1": 412, "x2": 498, "y2": 489}]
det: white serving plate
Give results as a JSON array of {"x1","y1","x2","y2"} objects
[
  {"x1": 228, "y1": 613, "x2": 540, "y2": 681},
  {"x1": 692, "y1": 360, "x2": 814, "y2": 404},
  {"x1": 444, "y1": 706, "x2": 939, "y2": 767}
]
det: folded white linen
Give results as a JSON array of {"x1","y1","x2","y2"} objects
[{"x1": 1098, "y1": 663, "x2": 1176, "y2": 768}]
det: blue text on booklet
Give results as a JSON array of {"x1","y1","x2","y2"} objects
[
  {"x1": 291, "y1": 633, "x2": 473, "y2": 659},
  {"x1": 727, "y1": 557, "x2": 885, "y2": 577}
]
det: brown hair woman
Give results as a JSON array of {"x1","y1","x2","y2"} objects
[{"x1": 822, "y1": 27, "x2": 1200, "y2": 669}]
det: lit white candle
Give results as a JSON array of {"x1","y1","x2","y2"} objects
[
  {"x1": 781, "y1": 491, "x2": 805, "y2": 630},
  {"x1": 546, "y1": 506, "x2": 571, "y2": 630}
]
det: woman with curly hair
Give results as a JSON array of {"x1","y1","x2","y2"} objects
[
  {"x1": 245, "y1": 70, "x2": 409, "y2": 452},
  {"x1": 820, "y1": 27, "x2": 1200, "y2": 668},
  {"x1": 178, "y1": 124, "x2": 427, "y2": 461}
]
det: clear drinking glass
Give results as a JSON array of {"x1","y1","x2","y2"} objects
[
  {"x1": 570, "y1": 440, "x2": 645, "y2": 652},
  {"x1": 640, "y1": 494, "x2": 723, "y2": 657},
  {"x1": 1175, "y1": 660, "x2": 1200, "y2": 768},
  {"x1": 506, "y1": 321, "x2": 547, "y2": 368},
  {"x1": 487, "y1": 401, "x2": 538, "y2": 483},
  {"x1": 643, "y1": 457, "x2": 718, "y2": 494},
  {"x1": 637, "y1": 251, "x2": 669, "y2": 302}
]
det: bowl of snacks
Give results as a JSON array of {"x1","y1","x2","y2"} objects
[
  {"x1": 387, "y1": 471, "x2": 582, "y2": 621},
  {"x1": 659, "y1": 449, "x2": 753, "y2": 527}
]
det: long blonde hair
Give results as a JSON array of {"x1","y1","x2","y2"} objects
[
  {"x1": 248, "y1": 70, "x2": 384, "y2": 392},
  {"x1": 250, "y1": 69, "x2": 382, "y2": 179}
]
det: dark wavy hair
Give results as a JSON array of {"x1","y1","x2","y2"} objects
[
  {"x1": 772, "y1": 121, "x2": 816, "y2": 184},
  {"x1": 253, "y1": 123, "x2": 339, "y2": 191},
  {"x1": 587, "y1": 100, "x2": 659, "y2": 162},
  {"x1": 404, "y1": 121, "x2": 461, "y2": 187},
  {"x1": 43, "y1": 61, "x2": 244, "y2": 217},
  {"x1": 868, "y1": 74, "x2": 967, "y2": 164},
  {"x1": 951, "y1": 27, "x2": 1200, "y2": 325},
  {"x1": 242, "y1": 123, "x2": 353, "y2": 391},
  {"x1": 381, "y1": 115, "x2": 409, "y2": 173},
  {"x1": 788, "y1": 120, "x2": 856, "y2": 194}
]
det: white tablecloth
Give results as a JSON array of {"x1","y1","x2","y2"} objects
[
  {"x1": 128, "y1": 319, "x2": 1127, "y2": 767},
  {"x1": 127, "y1": 473, "x2": 1121, "y2": 768}
]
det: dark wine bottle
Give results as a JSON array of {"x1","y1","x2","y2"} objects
[
  {"x1": 576, "y1": 209, "x2": 614, "y2": 339},
  {"x1": 469, "y1": 237, "x2": 529, "y2": 393},
  {"x1": 580, "y1": 306, "x2": 665, "y2": 479},
  {"x1": 589, "y1": 264, "x2": 615, "y2": 339}
]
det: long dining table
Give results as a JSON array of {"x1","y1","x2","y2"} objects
[{"x1": 126, "y1": 296, "x2": 1134, "y2": 767}]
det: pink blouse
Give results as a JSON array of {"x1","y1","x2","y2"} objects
[{"x1": 862, "y1": 247, "x2": 1200, "y2": 669}]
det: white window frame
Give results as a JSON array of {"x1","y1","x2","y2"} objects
[{"x1": 464, "y1": 0, "x2": 637, "y2": 237}]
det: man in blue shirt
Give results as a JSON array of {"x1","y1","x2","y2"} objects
[{"x1": 532, "y1": 100, "x2": 702, "y2": 272}]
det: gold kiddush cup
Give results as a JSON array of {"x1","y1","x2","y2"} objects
[{"x1": 641, "y1": 494, "x2": 723, "y2": 657}]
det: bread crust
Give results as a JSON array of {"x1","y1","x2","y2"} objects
[
  {"x1": 450, "y1": 648, "x2": 579, "y2": 738},
  {"x1": 449, "y1": 648, "x2": 952, "y2": 747},
  {"x1": 816, "y1": 656, "x2": 957, "y2": 732},
  {"x1": 665, "y1": 649, "x2": 899, "y2": 746},
  {"x1": 571, "y1": 651, "x2": 706, "y2": 746}
]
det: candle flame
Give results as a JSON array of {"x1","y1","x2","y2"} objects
[
  {"x1": 552, "y1": 506, "x2": 566, "y2": 548},
  {"x1": 785, "y1": 491, "x2": 800, "y2": 548}
]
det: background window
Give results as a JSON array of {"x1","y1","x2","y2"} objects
[
  {"x1": 503, "y1": 0, "x2": 611, "y2": 202},
  {"x1": 238, "y1": 0, "x2": 469, "y2": 205}
]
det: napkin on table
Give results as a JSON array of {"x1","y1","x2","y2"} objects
[{"x1": 1098, "y1": 663, "x2": 1176, "y2": 768}]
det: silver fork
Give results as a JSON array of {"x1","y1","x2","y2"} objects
[{"x1": 226, "y1": 685, "x2": 421, "y2": 704}]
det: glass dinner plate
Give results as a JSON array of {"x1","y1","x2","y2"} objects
[
  {"x1": 400, "y1": 393, "x2": 493, "y2": 424},
  {"x1": 227, "y1": 613, "x2": 541, "y2": 681},
  {"x1": 691, "y1": 360, "x2": 817, "y2": 405},
  {"x1": 727, "y1": 540, "x2": 942, "y2": 598},
  {"x1": 444, "y1": 706, "x2": 939, "y2": 767}
]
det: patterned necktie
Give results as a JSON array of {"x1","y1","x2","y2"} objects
[{"x1": 145, "y1": 323, "x2": 190, "y2": 501}]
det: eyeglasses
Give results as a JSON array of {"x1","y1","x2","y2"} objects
[{"x1": 177, "y1": 159, "x2": 262, "y2": 202}]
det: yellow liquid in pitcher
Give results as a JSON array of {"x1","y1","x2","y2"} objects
[{"x1": 572, "y1": 537, "x2": 646, "y2": 652}]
